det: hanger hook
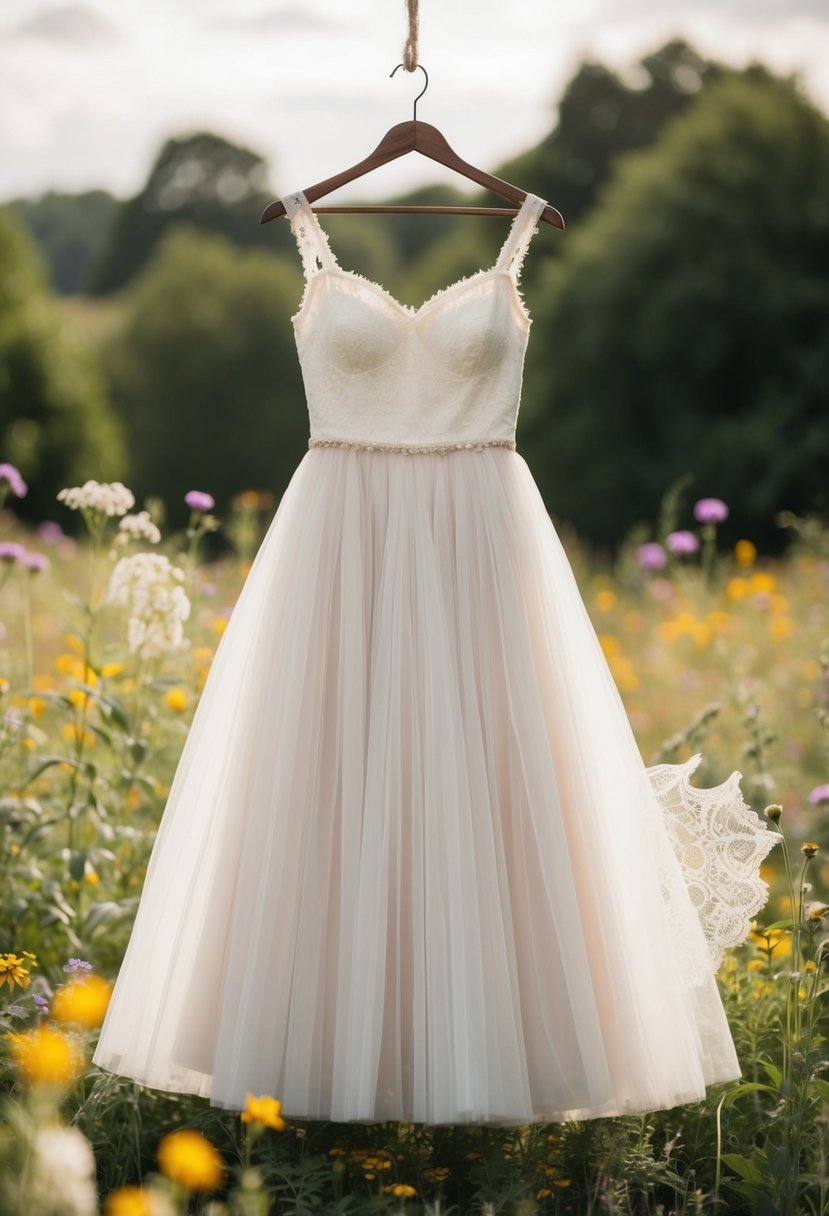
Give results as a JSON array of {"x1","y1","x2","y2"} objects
[{"x1": 390, "y1": 62, "x2": 428, "y2": 122}]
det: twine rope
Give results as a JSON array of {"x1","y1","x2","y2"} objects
[{"x1": 402, "y1": 0, "x2": 419, "y2": 72}]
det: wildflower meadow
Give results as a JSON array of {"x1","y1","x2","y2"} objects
[{"x1": 1, "y1": 461, "x2": 828, "y2": 1216}]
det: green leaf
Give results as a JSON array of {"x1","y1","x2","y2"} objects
[
  {"x1": 69, "y1": 849, "x2": 87, "y2": 882},
  {"x1": 721, "y1": 1152, "x2": 771, "y2": 1188}
]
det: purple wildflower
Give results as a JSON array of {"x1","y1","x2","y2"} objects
[
  {"x1": 638, "y1": 542, "x2": 667, "y2": 570},
  {"x1": 32, "y1": 993, "x2": 49, "y2": 1013},
  {"x1": 62, "y1": 958, "x2": 93, "y2": 974},
  {"x1": 0, "y1": 541, "x2": 26, "y2": 563},
  {"x1": 37, "y1": 521, "x2": 66, "y2": 543},
  {"x1": 808, "y1": 785, "x2": 829, "y2": 806},
  {"x1": 694, "y1": 497, "x2": 729, "y2": 524},
  {"x1": 185, "y1": 490, "x2": 215, "y2": 512},
  {"x1": 666, "y1": 530, "x2": 700, "y2": 555},
  {"x1": 21, "y1": 550, "x2": 49, "y2": 573},
  {"x1": 0, "y1": 463, "x2": 27, "y2": 498}
]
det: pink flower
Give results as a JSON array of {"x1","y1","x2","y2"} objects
[
  {"x1": 693, "y1": 497, "x2": 729, "y2": 523},
  {"x1": 666, "y1": 530, "x2": 700, "y2": 555},
  {"x1": 0, "y1": 541, "x2": 26, "y2": 563},
  {"x1": 638, "y1": 542, "x2": 667, "y2": 570},
  {"x1": 21, "y1": 551, "x2": 50, "y2": 573},
  {"x1": 185, "y1": 490, "x2": 215, "y2": 512},
  {"x1": 0, "y1": 463, "x2": 27, "y2": 498}
]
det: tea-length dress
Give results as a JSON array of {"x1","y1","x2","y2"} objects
[{"x1": 92, "y1": 190, "x2": 779, "y2": 1125}]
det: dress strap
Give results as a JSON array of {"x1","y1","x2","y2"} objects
[
  {"x1": 493, "y1": 192, "x2": 547, "y2": 282},
  {"x1": 281, "y1": 190, "x2": 339, "y2": 279}
]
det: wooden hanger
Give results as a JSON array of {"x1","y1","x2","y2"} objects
[{"x1": 260, "y1": 64, "x2": 564, "y2": 228}]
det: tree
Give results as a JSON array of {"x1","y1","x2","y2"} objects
[
  {"x1": 8, "y1": 189, "x2": 119, "y2": 296},
  {"x1": 520, "y1": 68, "x2": 829, "y2": 552},
  {"x1": 0, "y1": 206, "x2": 127, "y2": 525},
  {"x1": 87, "y1": 131, "x2": 277, "y2": 295},
  {"x1": 101, "y1": 224, "x2": 308, "y2": 530}
]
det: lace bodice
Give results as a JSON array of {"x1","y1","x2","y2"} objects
[{"x1": 281, "y1": 189, "x2": 548, "y2": 449}]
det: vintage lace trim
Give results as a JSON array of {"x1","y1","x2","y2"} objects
[
  {"x1": 284, "y1": 189, "x2": 547, "y2": 327},
  {"x1": 646, "y1": 753, "x2": 781, "y2": 973}
]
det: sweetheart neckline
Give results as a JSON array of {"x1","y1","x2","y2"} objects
[
  {"x1": 292, "y1": 265, "x2": 533, "y2": 330},
  {"x1": 288, "y1": 188, "x2": 539, "y2": 330}
]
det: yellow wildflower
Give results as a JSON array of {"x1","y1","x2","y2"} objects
[
  {"x1": 425, "y1": 1167, "x2": 450, "y2": 1182},
  {"x1": 384, "y1": 1184, "x2": 417, "y2": 1198},
  {"x1": 100, "y1": 662, "x2": 126, "y2": 679},
  {"x1": 62, "y1": 722, "x2": 96, "y2": 748},
  {"x1": 6, "y1": 1024, "x2": 85, "y2": 1086},
  {"x1": 241, "y1": 1093, "x2": 286, "y2": 1131},
  {"x1": 0, "y1": 953, "x2": 33, "y2": 990},
  {"x1": 51, "y1": 975, "x2": 112, "y2": 1029},
  {"x1": 27, "y1": 696, "x2": 47, "y2": 717},
  {"x1": 734, "y1": 539, "x2": 757, "y2": 567},
  {"x1": 598, "y1": 633, "x2": 620, "y2": 657},
  {"x1": 750, "y1": 571, "x2": 776, "y2": 594},
  {"x1": 212, "y1": 616, "x2": 228, "y2": 636},
  {"x1": 805, "y1": 961, "x2": 817, "y2": 974},
  {"x1": 68, "y1": 688, "x2": 92, "y2": 709},
  {"x1": 747, "y1": 959, "x2": 765, "y2": 972},
  {"x1": 157, "y1": 1129, "x2": 224, "y2": 1192},
  {"x1": 726, "y1": 577, "x2": 749, "y2": 601},
  {"x1": 771, "y1": 616, "x2": 794, "y2": 641},
  {"x1": 164, "y1": 687, "x2": 189, "y2": 712},
  {"x1": 802, "y1": 842, "x2": 820, "y2": 859},
  {"x1": 594, "y1": 589, "x2": 616, "y2": 612},
  {"x1": 104, "y1": 1187, "x2": 153, "y2": 1216}
]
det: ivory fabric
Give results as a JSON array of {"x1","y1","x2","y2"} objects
[{"x1": 92, "y1": 190, "x2": 779, "y2": 1125}]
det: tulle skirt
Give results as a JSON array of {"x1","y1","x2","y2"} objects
[{"x1": 92, "y1": 447, "x2": 779, "y2": 1125}]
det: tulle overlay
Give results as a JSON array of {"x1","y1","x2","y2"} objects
[{"x1": 92, "y1": 448, "x2": 778, "y2": 1125}]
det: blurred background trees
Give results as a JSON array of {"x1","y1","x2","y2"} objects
[{"x1": 1, "y1": 38, "x2": 827, "y2": 552}]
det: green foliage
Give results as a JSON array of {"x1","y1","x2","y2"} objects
[
  {"x1": 0, "y1": 206, "x2": 128, "y2": 523},
  {"x1": 0, "y1": 482, "x2": 829, "y2": 1210},
  {"x1": 100, "y1": 223, "x2": 307, "y2": 531},
  {"x1": 87, "y1": 130, "x2": 277, "y2": 295},
  {"x1": 7, "y1": 189, "x2": 120, "y2": 295},
  {"x1": 522, "y1": 69, "x2": 829, "y2": 552},
  {"x1": 501, "y1": 38, "x2": 724, "y2": 232}
]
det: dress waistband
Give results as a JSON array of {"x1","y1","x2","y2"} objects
[{"x1": 308, "y1": 437, "x2": 516, "y2": 455}]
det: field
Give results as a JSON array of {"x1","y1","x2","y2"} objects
[{"x1": 1, "y1": 469, "x2": 828, "y2": 1215}]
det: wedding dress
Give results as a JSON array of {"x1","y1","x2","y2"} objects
[{"x1": 92, "y1": 190, "x2": 779, "y2": 1125}]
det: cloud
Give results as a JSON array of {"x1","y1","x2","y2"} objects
[
  {"x1": 208, "y1": 7, "x2": 348, "y2": 36},
  {"x1": 609, "y1": 0, "x2": 828, "y2": 24},
  {"x1": 7, "y1": 3, "x2": 122, "y2": 44}
]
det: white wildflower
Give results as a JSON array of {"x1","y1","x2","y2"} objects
[
  {"x1": 105, "y1": 552, "x2": 191, "y2": 659},
  {"x1": 27, "y1": 1125, "x2": 97, "y2": 1216},
  {"x1": 118, "y1": 510, "x2": 162, "y2": 545},
  {"x1": 57, "y1": 479, "x2": 135, "y2": 516}
]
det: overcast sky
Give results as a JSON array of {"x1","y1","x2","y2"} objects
[{"x1": 1, "y1": 0, "x2": 827, "y2": 205}]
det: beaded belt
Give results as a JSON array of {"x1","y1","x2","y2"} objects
[{"x1": 308, "y1": 437, "x2": 516, "y2": 455}]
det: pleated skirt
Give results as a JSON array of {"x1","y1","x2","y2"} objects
[{"x1": 92, "y1": 447, "x2": 777, "y2": 1125}]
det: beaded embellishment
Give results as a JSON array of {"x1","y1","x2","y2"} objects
[{"x1": 308, "y1": 438, "x2": 517, "y2": 455}]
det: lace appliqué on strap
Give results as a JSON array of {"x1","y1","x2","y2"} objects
[
  {"x1": 495, "y1": 194, "x2": 545, "y2": 285},
  {"x1": 646, "y1": 753, "x2": 781, "y2": 973},
  {"x1": 283, "y1": 191, "x2": 339, "y2": 280}
]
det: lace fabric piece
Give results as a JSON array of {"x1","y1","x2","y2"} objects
[
  {"x1": 646, "y1": 753, "x2": 781, "y2": 972},
  {"x1": 283, "y1": 191, "x2": 338, "y2": 279}
]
